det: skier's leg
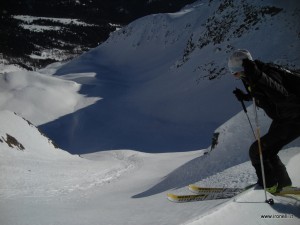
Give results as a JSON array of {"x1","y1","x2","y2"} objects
[
  {"x1": 270, "y1": 155, "x2": 291, "y2": 188},
  {"x1": 249, "y1": 120, "x2": 300, "y2": 188},
  {"x1": 249, "y1": 146, "x2": 277, "y2": 187},
  {"x1": 267, "y1": 120, "x2": 300, "y2": 188}
]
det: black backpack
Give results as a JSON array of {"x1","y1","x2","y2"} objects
[{"x1": 256, "y1": 60, "x2": 300, "y2": 98}]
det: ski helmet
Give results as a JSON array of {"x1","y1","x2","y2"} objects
[{"x1": 228, "y1": 49, "x2": 253, "y2": 74}]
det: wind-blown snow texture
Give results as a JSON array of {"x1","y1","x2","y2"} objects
[{"x1": 0, "y1": 0, "x2": 300, "y2": 225}]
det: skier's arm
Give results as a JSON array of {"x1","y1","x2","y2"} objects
[{"x1": 242, "y1": 59, "x2": 289, "y2": 97}]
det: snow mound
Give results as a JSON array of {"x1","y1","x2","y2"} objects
[
  {"x1": 0, "y1": 71, "x2": 99, "y2": 125},
  {"x1": 0, "y1": 110, "x2": 139, "y2": 199}
]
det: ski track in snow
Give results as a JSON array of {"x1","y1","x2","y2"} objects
[
  {"x1": 0, "y1": 151, "x2": 141, "y2": 199},
  {"x1": 0, "y1": 108, "x2": 142, "y2": 201}
]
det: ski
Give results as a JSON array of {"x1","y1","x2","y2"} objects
[
  {"x1": 167, "y1": 184, "x2": 255, "y2": 203},
  {"x1": 167, "y1": 185, "x2": 300, "y2": 203},
  {"x1": 167, "y1": 193, "x2": 208, "y2": 203},
  {"x1": 268, "y1": 187, "x2": 300, "y2": 203},
  {"x1": 188, "y1": 185, "x2": 246, "y2": 195},
  {"x1": 188, "y1": 184, "x2": 300, "y2": 195},
  {"x1": 272, "y1": 186, "x2": 300, "y2": 196},
  {"x1": 167, "y1": 192, "x2": 237, "y2": 203}
]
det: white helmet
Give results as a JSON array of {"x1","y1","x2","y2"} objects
[{"x1": 228, "y1": 49, "x2": 253, "y2": 74}]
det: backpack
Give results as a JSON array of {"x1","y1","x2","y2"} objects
[{"x1": 256, "y1": 60, "x2": 300, "y2": 98}]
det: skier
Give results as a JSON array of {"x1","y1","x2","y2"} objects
[{"x1": 228, "y1": 49, "x2": 300, "y2": 193}]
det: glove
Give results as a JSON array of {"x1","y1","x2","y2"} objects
[
  {"x1": 242, "y1": 59, "x2": 262, "y2": 82},
  {"x1": 233, "y1": 88, "x2": 250, "y2": 102}
]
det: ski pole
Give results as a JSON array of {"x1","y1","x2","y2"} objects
[
  {"x1": 252, "y1": 98, "x2": 274, "y2": 205},
  {"x1": 240, "y1": 100, "x2": 256, "y2": 139}
]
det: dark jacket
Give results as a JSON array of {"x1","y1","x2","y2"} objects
[{"x1": 242, "y1": 60, "x2": 300, "y2": 121}]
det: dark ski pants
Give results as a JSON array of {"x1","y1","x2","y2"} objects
[{"x1": 249, "y1": 119, "x2": 300, "y2": 188}]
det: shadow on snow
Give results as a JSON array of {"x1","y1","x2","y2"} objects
[{"x1": 39, "y1": 60, "x2": 215, "y2": 154}]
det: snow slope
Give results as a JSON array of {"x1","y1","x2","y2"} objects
[
  {"x1": 0, "y1": 110, "x2": 136, "y2": 199},
  {"x1": 1, "y1": 109, "x2": 299, "y2": 225},
  {"x1": 1, "y1": 0, "x2": 300, "y2": 224},
  {"x1": 40, "y1": 0, "x2": 300, "y2": 154}
]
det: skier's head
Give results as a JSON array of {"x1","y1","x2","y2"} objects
[{"x1": 228, "y1": 49, "x2": 253, "y2": 75}]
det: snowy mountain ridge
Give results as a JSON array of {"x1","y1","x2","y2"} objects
[
  {"x1": 0, "y1": 110, "x2": 71, "y2": 159},
  {"x1": 102, "y1": 0, "x2": 299, "y2": 72}
]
